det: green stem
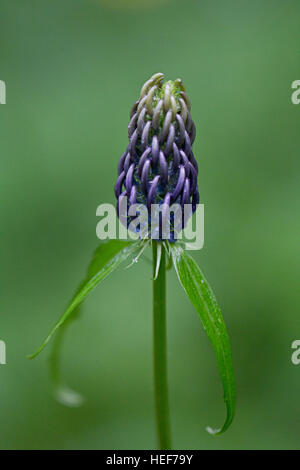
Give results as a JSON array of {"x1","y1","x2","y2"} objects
[{"x1": 152, "y1": 242, "x2": 171, "y2": 450}]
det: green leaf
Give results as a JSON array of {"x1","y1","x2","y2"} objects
[
  {"x1": 28, "y1": 239, "x2": 140, "y2": 360},
  {"x1": 171, "y1": 245, "x2": 236, "y2": 435}
]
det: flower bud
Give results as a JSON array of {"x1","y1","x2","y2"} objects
[{"x1": 115, "y1": 73, "x2": 199, "y2": 240}]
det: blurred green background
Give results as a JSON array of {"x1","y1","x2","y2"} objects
[{"x1": 1, "y1": 0, "x2": 299, "y2": 450}]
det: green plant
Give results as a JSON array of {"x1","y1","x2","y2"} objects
[{"x1": 29, "y1": 74, "x2": 235, "y2": 450}]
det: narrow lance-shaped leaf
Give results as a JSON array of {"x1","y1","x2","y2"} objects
[
  {"x1": 28, "y1": 240, "x2": 140, "y2": 360},
  {"x1": 171, "y1": 245, "x2": 236, "y2": 435},
  {"x1": 48, "y1": 239, "x2": 137, "y2": 403}
]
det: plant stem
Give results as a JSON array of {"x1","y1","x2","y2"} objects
[{"x1": 152, "y1": 241, "x2": 171, "y2": 450}]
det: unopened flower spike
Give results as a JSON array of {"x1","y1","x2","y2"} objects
[
  {"x1": 28, "y1": 73, "x2": 236, "y2": 450},
  {"x1": 115, "y1": 73, "x2": 199, "y2": 241}
]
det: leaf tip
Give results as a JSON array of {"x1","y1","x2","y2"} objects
[
  {"x1": 206, "y1": 420, "x2": 233, "y2": 436},
  {"x1": 53, "y1": 385, "x2": 85, "y2": 408},
  {"x1": 206, "y1": 426, "x2": 221, "y2": 436},
  {"x1": 27, "y1": 352, "x2": 38, "y2": 360},
  {"x1": 27, "y1": 345, "x2": 44, "y2": 360}
]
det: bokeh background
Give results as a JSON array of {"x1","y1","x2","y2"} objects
[{"x1": 1, "y1": 0, "x2": 299, "y2": 450}]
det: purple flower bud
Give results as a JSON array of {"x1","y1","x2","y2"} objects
[{"x1": 115, "y1": 73, "x2": 199, "y2": 240}]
